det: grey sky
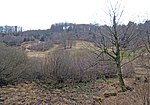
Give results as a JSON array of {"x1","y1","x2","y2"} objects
[{"x1": 0, "y1": 0, "x2": 150, "y2": 30}]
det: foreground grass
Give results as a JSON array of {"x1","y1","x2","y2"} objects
[
  {"x1": 0, "y1": 78, "x2": 119, "y2": 104},
  {"x1": 1, "y1": 76, "x2": 149, "y2": 105}
]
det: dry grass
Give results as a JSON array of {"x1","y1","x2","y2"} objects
[
  {"x1": 0, "y1": 82, "x2": 90, "y2": 105},
  {"x1": 26, "y1": 44, "x2": 60, "y2": 58},
  {"x1": 0, "y1": 78, "x2": 142, "y2": 105},
  {"x1": 25, "y1": 40, "x2": 96, "y2": 58},
  {"x1": 72, "y1": 40, "x2": 95, "y2": 50}
]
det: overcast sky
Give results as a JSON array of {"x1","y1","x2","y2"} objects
[{"x1": 0, "y1": 0, "x2": 150, "y2": 30}]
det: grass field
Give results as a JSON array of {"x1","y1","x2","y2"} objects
[{"x1": 25, "y1": 40, "x2": 95, "y2": 58}]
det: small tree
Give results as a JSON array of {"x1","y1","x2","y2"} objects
[{"x1": 90, "y1": 1, "x2": 141, "y2": 91}]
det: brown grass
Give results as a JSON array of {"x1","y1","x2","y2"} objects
[{"x1": 25, "y1": 41, "x2": 95, "y2": 58}]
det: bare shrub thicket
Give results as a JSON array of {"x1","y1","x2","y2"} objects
[
  {"x1": 16, "y1": 57, "x2": 44, "y2": 82},
  {"x1": 29, "y1": 40, "x2": 53, "y2": 51},
  {"x1": 42, "y1": 49, "x2": 99, "y2": 84},
  {"x1": 0, "y1": 43, "x2": 27, "y2": 86},
  {"x1": 2, "y1": 35, "x2": 24, "y2": 46},
  {"x1": 24, "y1": 49, "x2": 117, "y2": 87}
]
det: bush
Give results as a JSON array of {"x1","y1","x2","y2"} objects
[
  {"x1": 29, "y1": 41, "x2": 53, "y2": 51},
  {"x1": 31, "y1": 49, "x2": 117, "y2": 88},
  {"x1": 8, "y1": 47, "x2": 117, "y2": 88},
  {"x1": 0, "y1": 43, "x2": 27, "y2": 86}
]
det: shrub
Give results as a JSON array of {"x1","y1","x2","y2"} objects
[
  {"x1": 35, "y1": 49, "x2": 117, "y2": 88},
  {"x1": 0, "y1": 43, "x2": 27, "y2": 86}
]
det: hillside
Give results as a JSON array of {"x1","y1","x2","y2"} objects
[
  {"x1": 23, "y1": 40, "x2": 95, "y2": 58},
  {"x1": 1, "y1": 21, "x2": 149, "y2": 48},
  {"x1": 0, "y1": 21, "x2": 150, "y2": 105}
]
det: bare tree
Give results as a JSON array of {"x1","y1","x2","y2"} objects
[
  {"x1": 61, "y1": 31, "x2": 75, "y2": 49},
  {"x1": 90, "y1": 1, "x2": 141, "y2": 91}
]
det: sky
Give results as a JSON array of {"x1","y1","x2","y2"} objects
[{"x1": 0, "y1": 0, "x2": 150, "y2": 31}]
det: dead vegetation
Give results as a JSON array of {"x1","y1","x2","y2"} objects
[
  {"x1": 0, "y1": 38, "x2": 149, "y2": 105},
  {"x1": 1, "y1": 76, "x2": 149, "y2": 105}
]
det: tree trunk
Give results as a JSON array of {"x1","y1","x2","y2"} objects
[{"x1": 117, "y1": 62, "x2": 126, "y2": 91}]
